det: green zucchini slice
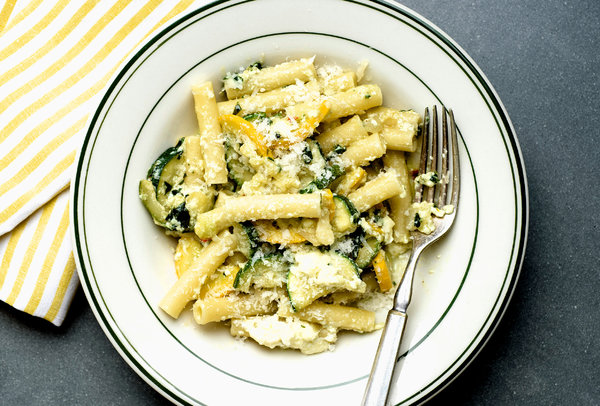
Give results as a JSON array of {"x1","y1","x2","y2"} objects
[
  {"x1": 234, "y1": 221, "x2": 260, "y2": 258},
  {"x1": 141, "y1": 139, "x2": 194, "y2": 232},
  {"x1": 355, "y1": 236, "x2": 382, "y2": 269},
  {"x1": 139, "y1": 179, "x2": 167, "y2": 226},
  {"x1": 234, "y1": 252, "x2": 288, "y2": 293},
  {"x1": 147, "y1": 138, "x2": 184, "y2": 191},
  {"x1": 287, "y1": 250, "x2": 364, "y2": 311},
  {"x1": 332, "y1": 194, "x2": 359, "y2": 233}
]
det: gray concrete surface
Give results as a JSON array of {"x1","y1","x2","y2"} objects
[{"x1": 1, "y1": 0, "x2": 599, "y2": 404}]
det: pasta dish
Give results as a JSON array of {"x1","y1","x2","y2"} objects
[{"x1": 139, "y1": 57, "x2": 427, "y2": 354}]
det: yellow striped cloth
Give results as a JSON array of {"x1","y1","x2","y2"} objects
[{"x1": 0, "y1": 0, "x2": 206, "y2": 325}]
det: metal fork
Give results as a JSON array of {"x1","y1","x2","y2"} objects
[{"x1": 362, "y1": 106, "x2": 460, "y2": 406}]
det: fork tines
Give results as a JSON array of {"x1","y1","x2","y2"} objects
[{"x1": 414, "y1": 106, "x2": 459, "y2": 210}]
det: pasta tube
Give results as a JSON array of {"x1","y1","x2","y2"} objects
[
  {"x1": 323, "y1": 84, "x2": 383, "y2": 122},
  {"x1": 192, "y1": 82, "x2": 228, "y2": 184},
  {"x1": 159, "y1": 230, "x2": 237, "y2": 318},
  {"x1": 362, "y1": 107, "x2": 420, "y2": 152},
  {"x1": 340, "y1": 132, "x2": 386, "y2": 168},
  {"x1": 225, "y1": 58, "x2": 317, "y2": 99},
  {"x1": 281, "y1": 302, "x2": 376, "y2": 333},
  {"x1": 383, "y1": 151, "x2": 412, "y2": 243},
  {"x1": 193, "y1": 293, "x2": 277, "y2": 324},
  {"x1": 320, "y1": 71, "x2": 357, "y2": 95},
  {"x1": 217, "y1": 80, "x2": 320, "y2": 116},
  {"x1": 348, "y1": 170, "x2": 403, "y2": 212},
  {"x1": 194, "y1": 193, "x2": 323, "y2": 239},
  {"x1": 316, "y1": 115, "x2": 368, "y2": 153}
]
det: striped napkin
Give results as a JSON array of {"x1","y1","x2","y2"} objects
[{"x1": 0, "y1": 0, "x2": 208, "y2": 325}]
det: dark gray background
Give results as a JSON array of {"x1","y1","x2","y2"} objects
[{"x1": 1, "y1": 0, "x2": 599, "y2": 404}]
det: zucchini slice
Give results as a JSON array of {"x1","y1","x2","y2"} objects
[
  {"x1": 141, "y1": 139, "x2": 195, "y2": 232},
  {"x1": 147, "y1": 138, "x2": 184, "y2": 191},
  {"x1": 139, "y1": 179, "x2": 167, "y2": 226},
  {"x1": 156, "y1": 155, "x2": 186, "y2": 207},
  {"x1": 234, "y1": 221, "x2": 260, "y2": 258},
  {"x1": 287, "y1": 249, "x2": 364, "y2": 311},
  {"x1": 355, "y1": 236, "x2": 382, "y2": 269},
  {"x1": 234, "y1": 252, "x2": 288, "y2": 293},
  {"x1": 331, "y1": 194, "x2": 359, "y2": 233}
]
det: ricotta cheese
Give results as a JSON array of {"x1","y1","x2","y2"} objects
[{"x1": 230, "y1": 315, "x2": 337, "y2": 354}]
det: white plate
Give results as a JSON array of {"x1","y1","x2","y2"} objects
[{"x1": 71, "y1": 0, "x2": 528, "y2": 405}]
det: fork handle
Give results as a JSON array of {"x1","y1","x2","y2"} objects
[{"x1": 361, "y1": 309, "x2": 408, "y2": 406}]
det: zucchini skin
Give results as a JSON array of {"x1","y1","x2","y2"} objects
[
  {"x1": 141, "y1": 139, "x2": 197, "y2": 232},
  {"x1": 147, "y1": 138, "x2": 184, "y2": 191},
  {"x1": 330, "y1": 229, "x2": 364, "y2": 260},
  {"x1": 333, "y1": 195, "x2": 359, "y2": 222},
  {"x1": 242, "y1": 221, "x2": 260, "y2": 256},
  {"x1": 332, "y1": 194, "x2": 359, "y2": 228},
  {"x1": 234, "y1": 251, "x2": 288, "y2": 292},
  {"x1": 355, "y1": 236, "x2": 382, "y2": 269},
  {"x1": 139, "y1": 179, "x2": 167, "y2": 226}
]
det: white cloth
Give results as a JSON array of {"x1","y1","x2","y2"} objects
[{"x1": 0, "y1": 0, "x2": 207, "y2": 325}]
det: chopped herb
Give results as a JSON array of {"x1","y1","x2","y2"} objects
[
  {"x1": 248, "y1": 61, "x2": 263, "y2": 70},
  {"x1": 364, "y1": 94, "x2": 371, "y2": 99},
  {"x1": 373, "y1": 208, "x2": 382, "y2": 224},
  {"x1": 299, "y1": 182, "x2": 317, "y2": 194},
  {"x1": 275, "y1": 132, "x2": 281, "y2": 139},
  {"x1": 243, "y1": 112, "x2": 272, "y2": 124},
  {"x1": 164, "y1": 181, "x2": 173, "y2": 194},
  {"x1": 414, "y1": 213, "x2": 421, "y2": 228},
  {"x1": 300, "y1": 142, "x2": 345, "y2": 193},
  {"x1": 430, "y1": 172, "x2": 439, "y2": 184},
  {"x1": 223, "y1": 73, "x2": 244, "y2": 89},
  {"x1": 165, "y1": 203, "x2": 191, "y2": 231},
  {"x1": 233, "y1": 103, "x2": 242, "y2": 115},
  {"x1": 243, "y1": 112, "x2": 267, "y2": 122},
  {"x1": 301, "y1": 144, "x2": 313, "y2": 164},
  {"x1": 313, "y1": 164, "x2": 343, "y2": 189},
  {"x1": 332, "y1": 144, "x2": 346, "y2": 155}
]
